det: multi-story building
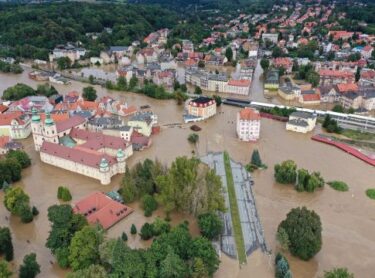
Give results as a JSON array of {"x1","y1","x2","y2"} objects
[
  {"x1": 184, "y1": 97, "x2": 216, "y2": 123},
  {"x1": 0, "y1": 112, "x2": 31, "y2": 139},
  {"x1": 236, "y1": 108, "x2": 261, "y2": 141},
  {"x1": 286, "y1": 112, "x2": 317, "y2": 133},
  {"x1": 226, "y1": 80, "x2": 251, "y2": 95},
  {"x1": 319, "y1": 69, "x2": 354, "y2": 86}
]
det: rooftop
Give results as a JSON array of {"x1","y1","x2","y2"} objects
[{"x1": 239, "y1": 108, "x2": 260, "y2": 121}]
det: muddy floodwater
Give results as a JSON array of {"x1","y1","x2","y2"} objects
[{"x1": 0, "y1": 69, "x2": 375, "y2": 278}]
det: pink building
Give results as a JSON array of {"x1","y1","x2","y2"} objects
[{"x1": 236, "y1": 108, "x2": 261, "y2": 142}]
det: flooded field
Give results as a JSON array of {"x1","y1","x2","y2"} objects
[{"x1": 0, "y1": 69, "x2": 374, "y2": 277}]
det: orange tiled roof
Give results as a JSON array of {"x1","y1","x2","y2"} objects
[
  {"x1": 303, "y1": 94, "x2": 321, "y2": 102},
  {"x1": 228, "y1": 79, "x2": 251, "y2": 87},
  {"x1": 336, "y1": 83, "x2": 358, "y2": 93},
  {"x1": 239, "y1": 108, "x2": 260, "y2": 121}
]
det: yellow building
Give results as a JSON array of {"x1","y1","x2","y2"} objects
[{"x1": 184, "y1": 97, "x2": 217, "y2": 123}]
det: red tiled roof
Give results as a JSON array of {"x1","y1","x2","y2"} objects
[
  {"x1": 56, "y1": 115, "x2": 86, "y2": 133},
  {"x1": 40, "y1": 141, "x2": 116, "y2": 169},
  {"x1": 70, "y1": 128, "x2": 129, "y2": 150},
  {"x1": 361, "y1": 70, "x2": 375, "y2": 79},
  {"x1": 73, "y1": 191, "x2": 134, "y2": 229},
  {"x1": 239, "y1": 108, "x2": 260, "y2": 121},
  {"x1": 302, "y1": 94, "x2": 321, "y2": 102},
  {"x1": 0, "y1": 111, "x2": 24, "y2": 126},
  {"x1": 0, "y1": 104, "x2": 8, "y2": 113},
  {"x1": 336, "y1": 83, "x2": 358, "y2": 93},
  {"x1": 228, "y1": 79, "x2": 251, "y2": 87},
  {"x1": 40, "y1": 112, "x2": 69, "y2": 122},
  {"x1": 0, "y1": 136, "x2": 10, "y2": 148},
  {"x1": 319, "y1": 69, "x2": 354, "y2": 78}
]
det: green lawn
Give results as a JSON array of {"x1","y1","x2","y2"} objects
[
  {"x1": 327, "y1": 181, "x2": 349, "y2": 192},
  {"x1": 223, "y1": 152, "x2": 247, "y2": 264},
  {"x1": 366, "y1": 189, "x2": 375, "y2": 200},
  {"x1": 341, "y1": 129, "x2": 375, "y2": 141}
]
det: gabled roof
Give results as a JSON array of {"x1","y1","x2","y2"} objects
[
  {"x1": 239, "y1": 108, "x2": 260, "y2": 121},
  {"x1": 56, "y1": 115, "x2": 86, "y2": 133},
  {"x1": 73, "y1": 191, "x2": 133, "y2": 230}
]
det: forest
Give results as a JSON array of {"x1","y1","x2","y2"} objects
[{"x1": 0, "y1": 3, "x2": 179, "y2": 59}]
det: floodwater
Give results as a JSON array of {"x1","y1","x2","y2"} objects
[{"x1": 0, "y1": 69, "x2": 375, "y2": 278}]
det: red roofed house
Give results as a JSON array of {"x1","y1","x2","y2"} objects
[
  {"x1": 359, "y1": 70, "x2": 375, "y2": 87},
  {"x1": 236, "y1": 108, "x2": 260, "y2": 141},
  {"x1": 226, "y1": 79, "x2": 251, "y2": 95},
  {"x1": 0, "y1": 111, "x2": 31, "y2": 139},
  {"x1": 329, "y1": 31, "x2": 355, "y2": 41},
  {"x1": 335, "y1": 83, "x2": 358, "y2": 95},
  {"x1": 361, "y1": 45, "x2": 374, "y2": 59},
  {"x1": 73, "y1": 191, "x2": 134, "y2": 229},
  {"x1": 0, "y1": 104, "x2": 9, "y2": 114},
  {"x1": 272, "y1": 57, "x2": 293, "y2": 74},
  {"x1": 299, "y1": 92, "x2": 321, "y2": 105},
  {"x1": 319, "y1": 69, "x2": 354, "y2": 86}
]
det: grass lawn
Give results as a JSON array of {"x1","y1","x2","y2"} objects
[
  {"x1": 366, "y1": 189, "x2": 375, "y2": 200},
  {"x1": 223, "y1": 151, "x2": 247, "y2": 264},
  {"x1": 341, "y1": 129, "x2": 375, "y2": 141},
  {"x1": 327, "y1": 181, "x2": 349, "y2": 192}
]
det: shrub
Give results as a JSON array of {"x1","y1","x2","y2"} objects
[
  {"x1": 6, "y1": 150, "x2": 31, "y2": 169},
  {"x1": 57, "y1": 186, "x2": 72, "y2": 202},
  {"x1": 19, "y1": 253, "x2": 40, "y2": 278},
  {"x1": 366, "y1": 189, "x2": 375, "y2": 200},
  {"x1": 324, "y1": 268, "x2": 354, "y2": 278},
  {"x1": 151, "y1": 217, "x2": 170, "y2": 236},
  {"x1": 328, "y1": 181, "x2": 349, "y2": 192},
  {"x1": 275, "y1": 253, "x2": 291, "y2": 278},
  {"x1": 32, "y1": 206, "x2": 39, "y2": 216},
  {"x1": 20, "y1": 207, "x2": 34, "y2": 223},
  {"x1": 274, "y1": 160, "x2": 297, "y2": 184},
  {"x1": 140, "y1": 223, "x2": 154, "y2": 240},
  {"x1": 56, "y1": 247, "x2": 70, "y2": 268},
  {"x1": 0, "y1": 227, "x2": 14, "y2": 261},
  {"x1": 197, "y1": 212, "x2": 223, "y2": 240},
  {"x1": 278, "y1": 207, "x2": 322, "y2": 260},
  {"x1": 130, "y1": 224, "x2": 137, "y2": 235},
  {"x1": 121, "y1": 232, "x2": 128, "y2": 241},
  {"x1": 142, "y1": 194, "x2": 158, "y2": 217},
  {"x1": 188, "y1": 133, "x2": 199, "y2": 144}
]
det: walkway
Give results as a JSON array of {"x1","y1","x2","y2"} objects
[{"x1": 201, "y1": 152, "x2": 269, "y2": 262}]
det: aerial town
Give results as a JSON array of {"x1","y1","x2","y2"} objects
[{"x1": 0, "y1": 0, "x2": 374, "y2": 278}]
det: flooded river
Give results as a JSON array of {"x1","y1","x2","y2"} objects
[{"x1": 0, "y1": 69, "x2": 374, "y2": 277}]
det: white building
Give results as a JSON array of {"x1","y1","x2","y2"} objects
[
  {"x1": 262, "y1": 33, "x2": 279, "y2": 44},
  {"x1": 286, "y1": 111, "x2": 317, "y2": 133},
  {"x1": 236, "y1": 108, "x2": 261, "y2": 141}
]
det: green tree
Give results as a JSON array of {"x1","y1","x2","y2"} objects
[
  {"x1": 0, "y1": 227, "x2": 13, "y2": 261},
  {"x1": 129, "y1": 76, "x2": 138, "y2": 90},
  {"x1": 272, "y1": 46, "x2": 283, "y2": 58},
  {"x1": 160, "y1": 248, "x2": 187, "y2": 278},
  {"x1": 276, "y1": 227, "x2": 290, "y2": 251},
  {"x1": 3, "y1": 187, "x2": 33, "y2": 222},
  {"x1": 213, "y1": 95, "x2": 222, "y2": 106},
  {"x1": 57, "y1": 186, "x2": 72, "y2": 201},
  {"x1": 6, "y1": 150, "x2": 31, "y2": 169},
  {"x1": 0, "y1": 260, "x2": 12, "y2": 278},
  {"x1": 32, "y1": 206, "x2": 39, "y2": 216},
  {"x1": 117, "y1": 76, "x2": 127, "y2": 91},
  {"x1": 192, "y1": 257, "x2": 209, "y2": 278},
  {"x1": 69, "y1": 225, "x2": 104, "y2": 271},
  {"x1": 151, "y1": 217, "x2": 170, "y2": 236},
  {"x1": 188, "y1": 133, "x2": 199, "y2": 144},
  {"x1": 306, "y1": 70, "x2": 320, "y2": 87},
  {"x1": 194, "y1": 86, "x2": 202, "y2": 95},
  {"x1": 142, "y1": 194, "x2": 158, "y2": 217},
  {"x1": 19, "y1": 253, "x2": 40, "y2": 278},
  {"x1": 56, "y1": 57, "x2": 72, "y2": 70},
  {"x1": 332, "y1": 105, "x2": 345, "y2": 113},
  {"x1": 278, "y1": 207, "x2": 322, "y2": 260},
  {"x1": 2, "y1": 83, "x2": 35, "y2": 101},
  {"x1": 260, "y1": 58, "x2": 270, "y2": 72},
  {"x1": 324, "y1": 268, "x2": 354, "y2": 278},
  {"x1": 180, "y1": 84, "x2": 187, "y2": 92},
  {"x1": 191, "y1": 236, "x2": 220, "y2": 276},
  {"x1": 5, "y1": 158, "x2": 22, "y2": 182},
  {"x1": 225, "y1": 47, "x2": 233, "y2": 62},
  {"x1": 140, "y1": 223, "x2": 154, "y2": 240},
  {"x1": 250, "y1": 149, "x2": 262, "y2": 167},
  {"x1": 82, "y1": 86, "x2": 97, "y2": 101},
  {"x1": 274, "y1": 160, "x2": 297, "y2": 184},
  {"x1": 120, "y1": 166, "x2": 138, "y2": 203},
  {"x1": 89, "y1": 75, "x2": 95, "y2": 84},
  {"x1": 67, "y1": 264, "x2": 108, "y2": 278},
  {"x1": 198, "y1": 60, "x2": 205, "y2": 68},
  {"x1": 131, "y1": 224, "x2": 137, "y2": 235},
  {"x1": 275, "y1": 253, "x2": 291, "y2": 278},
  {"x1": 121, "y1": 232, "x2": 128, "y2": 241},
  {"x1": 197, "y1": 212, "x2": 223, "y2": 240}
]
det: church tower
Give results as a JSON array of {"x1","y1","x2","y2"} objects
[
  {"x1": 42, "y1": 112, "x2": 58, "y2": 144},
  {"x1": 31, "y1": 107, "x2": 43, "y2": 151}
]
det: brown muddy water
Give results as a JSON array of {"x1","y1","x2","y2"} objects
[{"x1": 0, "y1": 69, "x2": 375, "y2": 278}]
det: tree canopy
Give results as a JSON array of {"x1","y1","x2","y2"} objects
[
  {"x1": 19, "y1": 253, "x2": 41, "y2": 278},
  {"x1": 2, "y1": 83, "x2": 35, "y2": 101}
]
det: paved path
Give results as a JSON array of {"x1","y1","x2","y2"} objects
[{"x1": 201, "y1": 152, "x2": 269, "y2": 260}]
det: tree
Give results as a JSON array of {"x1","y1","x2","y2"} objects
[
  {"x1": 173, "y1": 81, "x2": 181, "y2": 91},
  {"x1": 306, "y1": 70, "x2": 320, "y2": 87},
  {"x1": 6, "y1": 150, "x2": 31, "y2": 169},
  {"x1": 260, "y1": 58, "x2": 270, "y2": 72},
  {"x1": 180, "y1": 84, "x2": 187, "y2": 92},
  {"x1": 56, "y1": 57, "x2": 72, "y2": 70},
  {"x1": 276, "y1": 227, "x2": 290, "y2": 251},
  {"x1": 275, "y1": 253, "x2": 291, "y2": 278},
  {"x1": 4, "y1": 158, "x2": 22, "y2": 182},
  {"x1": 89, "y1": 75, "x2": 95, "y2": 84},
  {"x1": 140, "y1": 223, "x2": 154, "y2": 240},
  {"x1": 324, "y1": 268, "x2": 354, "y2": 278},
  {"x1": 129, "y1": 76, "x2": 138, "y2": 90},
  {"x1": 198, "y1": 60, "x2": 205, "y2": 68},
  {"x1": 82, "y1": 86, "x2": 97, "y2": 101},
  {"x1": 197, "y1": 212, "x2": 223, "y2": 240},
  {"x1": 142, "y1": 194, "x2": 158, "y2": 217},
  {"x1": 194, "y1": 86, "x2": 202, "y2": 95},
  {"x1": 19, "y1": 253, "x2": 40, "y2": 278},
  {"x1": 57, "y1": 186, "x2": 72, "y2": 201},
  {"x1": 69, "y1": 226, "x2": 103, "y2": 271},
  {"x1": 274, "y1": 160, "x2": 297, "y2": 184},
  {"x1": 296, "y1": 168, "x2": 309, "y2": 192},
  {"x1": 3, "y1": 187, "x2": 33, "y2": 222},
  {"x1": 225, "y1": 47, "x2": 233, "y2": 62},
  {"x1": 116, "y1": 76, "x2": 127, "y2": 91},
  {"x1": 0, "y1": 260, "x2": 12, "y2": 278},
  {"x1": 191, "y1": 237, "x2": 220, "y2": 276},
  {"x1": 121, "y1": 232, "x2": 128, "y2": 241},
  {"x1": 213, "y1": 95, "x2": 222, "y2": 106},
  {"x1": 332, "y1": 105, "x2": 345, "y2": 113},
  {"x1": 131, "y1": 224, "x2": 137, "y2": 235},
  {"x1": 67, "y1": 264, "x2": 108, "y2": 278},
  {"x1": 355, "y1": 67, "x2": 361, "y2": 82},
  {"x1": 160, "y1": 248, "x2": 187, "y2": 278},
  {"x1": 174, "y1": 90, "x2": 187, "y2": 105},
  {"x1": 151, "y1": 217, "x2": 170, "y2": 236},
  {"x1": 2, "y1": 83, "x2": 35, "y2": 101},
  {"x1": 251, "y1": 149, "x2": 262, "y2": 167},
  {"x1": 278, "y1": 207, "x2": 322, "y2": 260},
  {"x1": 192, "y1": 257, "x2": 209, "y2": 278},
  {"x1": 0, "y1": 227, "x2": 14, "y2": 261},
  {"x1": 188, "y1": 133, "x2": 199, "y2": 144},
  {"x1": 272, "y1": 46, "x2": 283, "y2": 58}
]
